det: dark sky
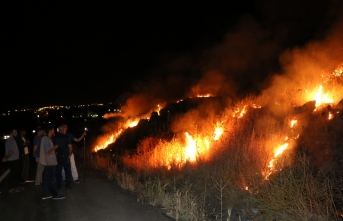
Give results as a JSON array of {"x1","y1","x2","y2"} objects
[{"x1": 2, "y1": 1, "x2": 342, "y2": 109}]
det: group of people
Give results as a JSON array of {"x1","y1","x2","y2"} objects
[{"x1": 2, "y1": 124, "x2": 86, "y2": 200}]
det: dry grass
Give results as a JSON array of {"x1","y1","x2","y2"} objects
[
  {"x1": 257, "y1": 153, "x2": 340, "y2": 221},
  {"x1": 116, "y1": 170, "x2": 138, "y2": 191}
]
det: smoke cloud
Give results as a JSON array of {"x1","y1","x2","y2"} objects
[{"x1": 115, "y1": 0, "x2": 343, "y2": 120}]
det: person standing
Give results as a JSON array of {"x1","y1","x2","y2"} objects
[
  {"x1": 16, "y1": 128, "x2": 33, "y2": 184},
  {"x1": 2, "y1": 129, "x2": 23, "y2": 193},
  {"x1": 32, "y1": 127, "x2": 45, "y2": 186},
  {"x1": 63, "y1": 124, "x2": 86, "y2": 183},
  {"x1": 40, "y1": 125, "x2": 64, "y2": 200},
  {"x1": 53, "y1": 125, "x2": 72, "y2": 190}
]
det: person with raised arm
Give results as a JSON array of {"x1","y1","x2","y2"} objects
[{"x1": 62, "y1": 124, "x2": 86, "y2": 183}]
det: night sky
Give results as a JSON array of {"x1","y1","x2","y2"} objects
[{"x1": 2, "y1": 1, "x2": 343, "y2": 109}]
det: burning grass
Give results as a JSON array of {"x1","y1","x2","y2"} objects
[
  {"x1": 88, "y1": 59, "x2": 343, "y2": 220},
  {"x1": 89, "y1": 91, "x2": 343, "y2": 220}
]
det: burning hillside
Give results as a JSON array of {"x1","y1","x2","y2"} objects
[
  {"x1": 93, "y1": 78, "x2": 343, "y2": 178},
  {"x1": 93, "y1": 59, "x2": 343, "y2": 177},
  {"x1": 87, "y1": 2, "x2": 343, "y2": 220}
]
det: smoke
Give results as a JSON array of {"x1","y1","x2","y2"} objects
[
  {"x1": 261, "y1": 14, "x2": 343, "y2": 113},
  {"x1": 113, "y1": 0, "x2": 343, "y2": 121}
]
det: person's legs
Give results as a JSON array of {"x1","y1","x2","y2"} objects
[
  {"x1": 55, "y1": 161, "x2": 63, "y2": 190},
  {"x1": 64, "y1": 158, "x2": 72, "y2": 189},
  {"x1": 18, "y1": 156, "x2": 24, "y2": 183},
  {"x1": 35, "y1": 158, "x2": 44, "y2": 185},
  {"x1": 9, "y1": 160, "x2": 21, "y2": 189},
  {"x1": 70, "y1": 153, "x2": 78, "y2": 180},
  {"x1": 7, "y1": 161, "x2": 16, "y2": 190},
  {"x1": 47, "y1": 166, "x2": 58, "y2": 197},
  {"x1": 42, "y1": 166, "x2": 49, "y2": 197},
  {"x1": 22, "y1": 154, "x2": 30, "y2": 181},
  {"x1": 61, "y1": 167, "x2": 65, "y2": 181}
]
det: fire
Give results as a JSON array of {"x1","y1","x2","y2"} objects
[
  {"x1": 233, "y1": 105, "x2": 247, "y2": 118},
  {"x1": 156, "y1": 104, "x2": 161, "y2": 115},
  {"x1": 93, "y1": 118, "x2": 140, "y2": 152},
  {"x1": 94, "y1": 129, "x2": 123, "y2": 152},
  {"x1": 214, "y1": 124, "x2": 223, "y2": 140},
  {"x1": 182, "y1": 123, "x2": 223, "y2": 165},
  {"x1": 312, "y1": 85, "x2": 333, "y2": 107},
  {"x1": 264, "y1": 142, "x2": 289, "y2": 179},
  {"x1": 128, "y1": 120, "x2": 139, "y2": 128},
  {"x1": 328, "y1": 112, "x2": 333, "y2": 120},
  {"x1": 196, "y1": 94, "x2": 213, "y2": 98},
  {"x1": 138, "y1": 123, "x2": 223, "y2": 170},
  {"x1": 274, "y1": 142, "x2": 289, "y2": 158},
  {"x1": 290, "y1": 119, "x2": 297, "y2": 128},
  {"x1": 185, "y1": 132, "x2": 197, "y2": 162}
]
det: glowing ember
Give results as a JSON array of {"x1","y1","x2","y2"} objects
[
  {"x1": 313, "y1": 85, "x2": 333, "y2": 107},
  {"x1": 233, "y1": 105, "x2": 247, "y2": 118},
  {"x1": 251, "y1": 104, "x2": 262, "y2": 109},
  {"x1": 328, "y1": 112, "x2": 333, "y2": 120},
  {"x1": 290, "y1": 119, "x2": 297, "y2": 128},
  {"x1": 156, "y1": 104, "x2": 161, "y2": 115},
  {"x1": 332, "y1": 65, "x2": 343, "y2": 77},
  {"x1": 196, "y1": 94, "x2": 213, "y2": 98}
]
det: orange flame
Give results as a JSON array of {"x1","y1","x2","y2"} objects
[
  {"x1": 290, "y1": 119, "x2": 297, "y2": 128},
  {"x1": 264, "y1": 142, "x2": 289, "y2": 179},
  {"x1": 185, "y1": 132, "x2": 197, "y2": 162},
  {"x1": 312, "y1": 85, "x2": 333, "y2": 107},
  {"x1": 94, "y1": 129, "x2": 123, "y2": 152},
  {"x1": 93, "y1": 118, "x2": 141, "y2": 152},
  {"x1": 128, "y1": 120, "x2": 139, "y2": 128},
  {"x1": 328, "y1": 112, "x2": 333, "y2": 120},
  {"x1": 214, "y1": 125, "x2": 223, "y2": 141},
  {"x1": 233, "y1": 105, "x2": 247, "y2": 118},
  {"x1": 139, "y1": 123, "x2": 223, "y2": 170},
  {"x1": 196, "y1": 94, "x2": 213, "y2": 98}
]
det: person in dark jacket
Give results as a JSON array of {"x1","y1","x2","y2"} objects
[
  {"x1": 16, "y1": 128, "x2": 33, "y2": 184},
  {"x1": 53, "y1": 125, "x2": 72, "y2": 190}
]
